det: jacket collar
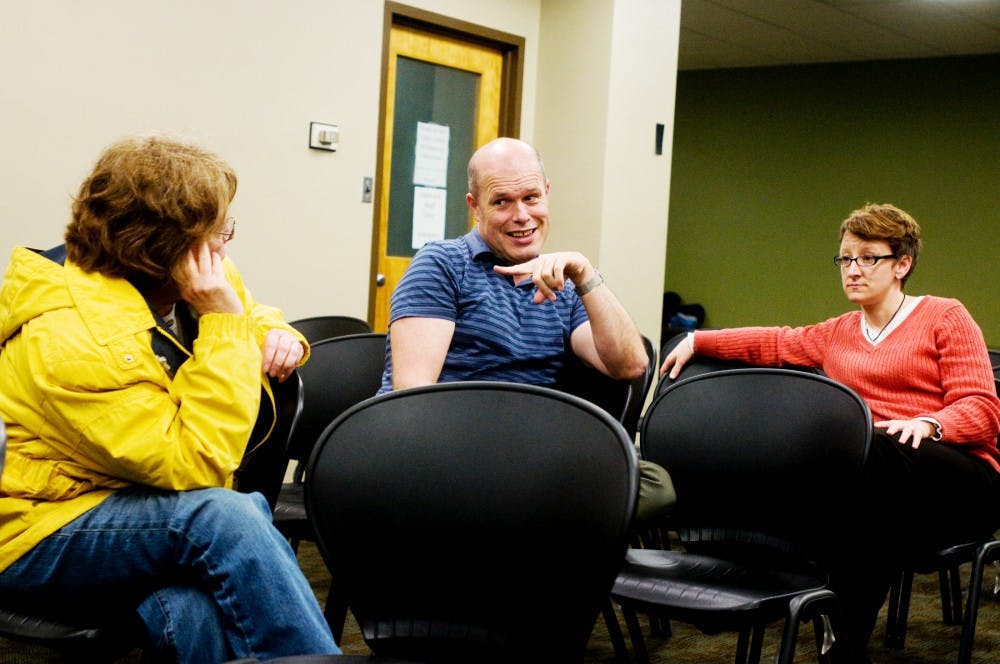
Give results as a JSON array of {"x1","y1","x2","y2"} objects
[{"x1": 64, "y1": 260, "x2": 158, "y2": 346}]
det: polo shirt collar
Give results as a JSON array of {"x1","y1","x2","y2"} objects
[
  {"x1": 463, "y1": 227, "x2": 542, "y2": 268},
  {"x1": 464, "y1": 227, "x2": 498, "y2": 263}
]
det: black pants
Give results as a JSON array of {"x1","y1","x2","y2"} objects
[{"x1": 816, "y1": 431, "x2": 1000, "y2": 659}]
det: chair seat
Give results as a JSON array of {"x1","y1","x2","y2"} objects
[
  {"x1": 910, "y1": 540, "x2": 984, "y2": 572},
  {"x1": 273, "y1": 482, "x2": 310, "y2": 540},
  {"x1": 0, "y1": 607, "x2": 109, "y2": 642},
  {"x1": 613, "y1": 549, "x2": 828, "y2": 627},
  {"x1": 0, "y1": 600, "x2": 143, "y2": 659}
]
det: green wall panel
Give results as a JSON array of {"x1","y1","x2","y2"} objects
[{"x1": 666, "y1": 55, "x2": 999, "y2": 347}]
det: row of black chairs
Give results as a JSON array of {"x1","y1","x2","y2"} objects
[
  {"x1": 0, "y1": 311, "x2": 657, "y2": 661},
  {"x1": 1, "y1": 322, "x2": 996, "y2": 663},
  {"x1": 252, "y1": 326, "x2": 858, "y2": 663},
  {"x1": 242, "y1": 334, "x2": 877, "y2": 663}
]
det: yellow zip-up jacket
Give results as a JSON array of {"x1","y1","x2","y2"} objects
[{"x1": 0, "y1": 246, "x2": 308, "y2": 573}]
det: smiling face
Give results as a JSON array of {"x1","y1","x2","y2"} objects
[{"x1": 466, "y1": 139, "x2": 550, "y2": 265}]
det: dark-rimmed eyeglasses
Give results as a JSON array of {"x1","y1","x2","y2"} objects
[
  {"x1": 833, "y1": 254, "x2": 895, "y2": 269},
  {"x1": 218, "y1": 218, "x2": 236, "y2": 243}
]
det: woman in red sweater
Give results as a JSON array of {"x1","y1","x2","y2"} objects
[{"x1": 660, "y1": 202, "x2": 1000, "y2": 660}]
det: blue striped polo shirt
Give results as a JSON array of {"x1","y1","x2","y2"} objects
[{"x1": 379, "y1": 228, "x2": 589, "y2": 393}]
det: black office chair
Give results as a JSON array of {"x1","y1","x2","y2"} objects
[
  {"x1": 272, "y1": 333, "x2": 387, "y2": 547},
  {"x1": 611, "y1": 368, "x2": 872, "y2": 664},
  {"x1": 556, "y1": 334, "x2": 656, "y2": 440},
  {"x1": 234, "y1": 371, "x2": 305, "y2": 510},
  {"x1": 305, "y1": 381, "x2": 639, "y2": 662},
  {"x1": 0, "y1": 374, "x2": 302, "y2": 660},
  {"x1": 884, "y1": 537, "x2": 1000, "y2": 661},
  {"x1": 289, "y1": 315, "x2": 371, "y2": 343},
  {"x1": 621, "y1": 335, "x2": 657, "y2": 439}
]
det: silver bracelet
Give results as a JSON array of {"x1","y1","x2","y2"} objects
[{"x1": 575, "y1": 271, "x2": 604, "y2": 296}]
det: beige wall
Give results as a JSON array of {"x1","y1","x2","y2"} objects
[
  {"x1": 536, "y1": 0, "x2": 680, "y2": 347},
  {"x1": 0, "y1": 0, "x2": 678, "y2": 342}
]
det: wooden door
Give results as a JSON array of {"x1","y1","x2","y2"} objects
[{"x1": 370, "y1": 24, "x2": 503, "y2": 331}]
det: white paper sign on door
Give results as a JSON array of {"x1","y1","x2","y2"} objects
[
  {"x1": 413, "y1": 122, "x2": 450, "y2": 188},
  {"x1": 411, "y1": 186, "x2": 447, "y2": 248}
]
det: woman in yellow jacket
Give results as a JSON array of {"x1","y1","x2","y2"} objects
[{"x1": 0, "y1": 133, "x2": 339, "y2": 661}]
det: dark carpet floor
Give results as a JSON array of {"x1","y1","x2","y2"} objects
[{"x1": 3, "y1": 540, "x2": 999, "y2": 663}]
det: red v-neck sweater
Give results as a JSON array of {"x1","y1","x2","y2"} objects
[{"x1": 694, "y1": 296, "x2": 1000, "y2": 473}]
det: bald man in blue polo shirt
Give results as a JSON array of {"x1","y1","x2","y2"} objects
[{"x1": 379, "y1": 137, "x2": 674, "y2": 525}]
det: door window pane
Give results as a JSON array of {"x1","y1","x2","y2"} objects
[{"x1": 387, "y1": 56, "x2": 478, "y2": 258}]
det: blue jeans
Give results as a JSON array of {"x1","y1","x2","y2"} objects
[{"x1": 0, "y1": 487, "x2": 339, "y2": 661}]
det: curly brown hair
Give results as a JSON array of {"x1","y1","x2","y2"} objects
[
  {"x1": 65, "y1": 133, "x2": 237, "y2": 293},
  {"x1": 839, "y1": 203, "x2": 922, "y2": 287}
]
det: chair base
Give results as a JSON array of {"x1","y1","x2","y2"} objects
[{"x1": 884, "y1": 537, "x2": 1000, "y2": 663}]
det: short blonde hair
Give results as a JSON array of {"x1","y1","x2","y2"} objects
[
  {"x1": 840, "y1": 203, "x2": 922, "y2": 287},
  {"x1": 65, "y1": 132, "x2": 237, "y2": 292}
]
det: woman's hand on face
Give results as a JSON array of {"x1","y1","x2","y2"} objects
[
  {"x1": 875, "y1": 418, "x2": 936, "y2": 449},
  {"x1": 180, "y1": 243, "x2": 244, "y2": 316},
  {"x1": 261, "y1": 329, "x2": 304, "y2": 381}
]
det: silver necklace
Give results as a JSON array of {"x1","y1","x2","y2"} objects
[{"x1": 864, "y1": 294, "x2": 906, "y2": 343}]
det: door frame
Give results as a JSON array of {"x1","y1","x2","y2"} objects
[{"x1": 367, "y1": 2, "x2": 524, "y2": 329}]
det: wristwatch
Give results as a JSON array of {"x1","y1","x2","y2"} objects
[{"x1": 576, "y1": 271, "x2": 604, "y2": 296}]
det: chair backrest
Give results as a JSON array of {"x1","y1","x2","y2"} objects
[
  {"x1": 555, "y1": 353, "x2": 630, "y2": 426},
  {"x1": 620, "y1": 335, "x2": 657, "y2": 439},
  {"x1": 305, "y1": 381, "x2": 638, "y2": 662},
  {"x1": 555, "y1": 335, "x2": 656, "y2": 439},
  {"x1": 641, "y1": 368, "x2": 872, "y2": 546},
  {"x1": 233, "y1": 372, "x2": 304, "y2": 509},
  {"x1": 289, "y1": 315, "x2": 371, "y2": 343},
  {"x1": 286, "y1": 333, "x2": 387, "y2": 462}
]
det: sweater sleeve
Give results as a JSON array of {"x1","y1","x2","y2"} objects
[
  {"x1": 693, "y1": 319, "x2": 842, "y2": 370},
  {"x1": 924, "y1": 302, "x2": 1000, "y2": 446}
]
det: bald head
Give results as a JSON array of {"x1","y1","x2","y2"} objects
[{"x1": 467, "y1": 138, "x2": 546, "y2": 199}]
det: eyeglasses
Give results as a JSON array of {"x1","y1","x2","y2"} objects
[
  {"x1": 217, "y1": 218, "x2": 236, "y2": 243},
  {"x1": 833, "y1": 254, "x2": 895, "y2": 269}
]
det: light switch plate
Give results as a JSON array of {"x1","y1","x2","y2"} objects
[{"x1": 309, "y1": 122, "x2": 338, "y2": 152}]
